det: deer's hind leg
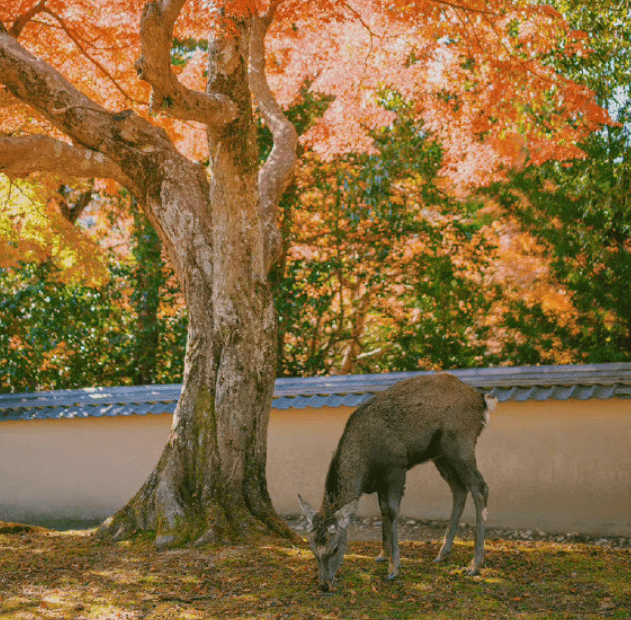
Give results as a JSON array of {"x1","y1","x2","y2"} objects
[
  {"x1": 432, "y1": 456, "x2": 468, "y2": 564},
  {"x1": 464, "y1": 464, "x2": 488, "y2": 576},
  {"x1": 445, "y1": 450, "x2": 489, "y2": 575},
  {"x1": 376, "y1": 469, "x2": 406, "y2": 580},
  {"x1": 440, "y1": 437, "x2": 489, "y2": 575}
]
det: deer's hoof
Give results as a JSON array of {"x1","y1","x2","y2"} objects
[
  {"x1": 375, "y1": 555, "x2": 387, "y2": 563},
  {"x1": 386, "y1": 571, "x2": 399, "y2": 581}
]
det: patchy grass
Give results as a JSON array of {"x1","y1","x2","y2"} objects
[{"x1": 0, "y1": 528, "x2": 629, "y2": 619}]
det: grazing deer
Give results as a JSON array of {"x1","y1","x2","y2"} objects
[{"x1": 299, "y1": 373, "x2": 495, "y2": 592}]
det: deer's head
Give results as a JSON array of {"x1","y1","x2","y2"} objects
[{"x1": 298, "y1": 495, "x2": 358, "y2": 592}]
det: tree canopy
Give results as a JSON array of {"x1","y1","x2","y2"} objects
[
  {"x1": 489, "y1": 0, "x2": 631, "y2": 362},
  {"x1": 1, "y1": 1, "x2": 608, "y2": 184}
]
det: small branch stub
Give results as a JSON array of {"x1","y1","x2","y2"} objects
[{"x1": 136, "y1": 0, "x2": 238, "y2": 126}]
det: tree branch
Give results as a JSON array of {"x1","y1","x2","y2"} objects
[
  {"x1": 8, "y1": 0, "x2": 49, "y2": 38},
  {"x1": 56, "y1": 183, "x2": 94, "y2": 224},
  {"x1": 0, "y1": 26, "x2": 181, "y2": 197},
  {"x1": 429, "y1": 0, "x2": 498, "y2": 16},
  {"x1": 249, "y1": 14, "x2": 297, "y2": 272},
  {"x1": 0, "y1": 135, "x2": 134, "y2": 189},
  {"x1": 40, "y1": 7, "x2": 142, "y2": 105},
  {"x1": 135, "y1": 0, "x2": 237, "y2": 126},
  {"x1": 8, "y1": 3, "x2": 142, "y2": 105}
]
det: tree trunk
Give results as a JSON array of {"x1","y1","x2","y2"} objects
[
  {"x1": 98, "y1": 147, "x2": 294, "y2": 546},
  {"x1": 96, "y1": 15, "x2": 297, "y2": 547},
  {"x1": 100, "y1": 278, "x2": 287, "y2": 546}
]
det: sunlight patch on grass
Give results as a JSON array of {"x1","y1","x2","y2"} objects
[
  {"x1": 407, "y1": 582, "x2": 433, "y2": 592},
  {"x1": 479, "y1": 575, "x2": 506, "y2": 584},
  {"x1": 2, "y1": 596, "x2": 40, "y2": 620},
  {"x1": 88, "y1": 568, "x2": 147, "y2": 584},
  {"x1": 88, "y1": 603, "x2": 137, "y2": 619},
  {"x1": 137, "y1": 574, "x2": 163, "y2": 585},
  {"x1": 180, "y1": 575, "x2": 202, "y2": 585}
]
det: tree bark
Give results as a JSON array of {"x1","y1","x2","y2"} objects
[
  {"x1": 98, "y1": 12, "x2": 297, "y2": 546},
  {"x1": 0, "y1": 3, "x2": 298, "y2": 546}
]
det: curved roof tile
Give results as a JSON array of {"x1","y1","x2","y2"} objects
[{"x1": 1, "y1": 363, "x2": 630, "y2": 421}]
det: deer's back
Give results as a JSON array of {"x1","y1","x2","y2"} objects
[{"x1": 341, "y1": 373, "x2": 487, "y2": 470}]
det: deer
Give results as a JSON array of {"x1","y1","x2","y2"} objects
[{"x1": 298, "y1": 372, "x2": 496, "y2": 592}]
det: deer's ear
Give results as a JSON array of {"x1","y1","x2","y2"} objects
[
  {"x1": 334, "y1": 499, "x2": 359, "y2": 530},
  {"x1": 298, "y1": 494, "x2": 318, "y2": 531}
]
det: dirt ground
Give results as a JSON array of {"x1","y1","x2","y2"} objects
[{"x1": 1, "y1": 518, "x2": 630, "y2": 620}]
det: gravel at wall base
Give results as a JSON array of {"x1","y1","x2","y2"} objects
[{"x1": 283, "y1": 515, "x2": 631, "y2": 549}]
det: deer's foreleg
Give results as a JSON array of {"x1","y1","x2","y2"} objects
[{"x1": 377, "y1": 471, "x2": 405, "y2": 579}]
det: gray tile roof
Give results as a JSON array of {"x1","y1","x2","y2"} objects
[{"x1": 1, "y1": 363, "x2": 630, "y2": 421}]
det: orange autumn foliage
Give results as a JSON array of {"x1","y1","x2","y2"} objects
[
  {"x1": 1, "y1": 1, "x2": 608, "y2": 176},
  {"x1": 0, "y1": 1, "x2": 610, "y2": 345},
  {"x1": 478, "y1": 196, "x2": 580, "y2": 364}
]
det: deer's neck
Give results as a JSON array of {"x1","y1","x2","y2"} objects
[{"x1": 322, "y1": 429, "x2": 364, "y2": 513}]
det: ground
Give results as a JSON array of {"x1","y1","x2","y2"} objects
[{"x1": 0, "y1": 518, "x2": 629, "y2": 619}]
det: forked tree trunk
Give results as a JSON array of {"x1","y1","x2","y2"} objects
[
  {"x1": 97, "y1": 17, "x2": 298, "y2": 547},
  {"x1": 99, "y1": 128, "x2": 293, "y2": 547}
]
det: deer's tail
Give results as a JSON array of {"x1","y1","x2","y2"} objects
[{"x1": 482, "y1": 393, "x2": 498, "y2": 427}]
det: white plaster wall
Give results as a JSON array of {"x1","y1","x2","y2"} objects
[
  {"x1": 266, "y1": 399, "x2": 631, "y2": 535},
  {"x1": 0, "y1": 414, "x2": 171, "y2": 523},
  {"x1": 0, "y1": 398, "x2": 630, "y2": 535}
]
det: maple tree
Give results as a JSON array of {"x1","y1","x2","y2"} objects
[
  {"x1": 0, "y1": 0, "x2": 608, "y2": 545},
  {"x1": 0, "y1": 177, "x2": 108, "y2": 285},
  {"x1": 486, "y1": 0, "x2": 631, "y2": 363}
]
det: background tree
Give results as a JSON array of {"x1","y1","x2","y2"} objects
[
  {"x1": 490, "y1": 0, "x2": 631, "y2": 362},
  {"x1": 0, "y1": 181, "x2": 188, "y2": 392},
  {"x1": 0, "y1": 262, "x2": 132, "y2": 391},
  {"x1": 1, "y1": 89, "x2": 586, "y2": 390},
  {"x1": 275, "y1": 99, "x2": 498, "y2": 375},
  {"x1": 130, "y1": 198, "x2": 168, "y2": 385},
  {"x1": 0, "y1": 0, "x2": 608, "y2": 545}
]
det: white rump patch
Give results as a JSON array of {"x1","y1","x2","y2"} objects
[
  {"x1": 482, "y1": 508, "x2": 489, "y2": 522},
  {"x1": 483, "y1": 394, "x2": 497, "y2": 426},
  {"x1": 484, "y1": 394, "x2": 498, "y2": 411}
]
